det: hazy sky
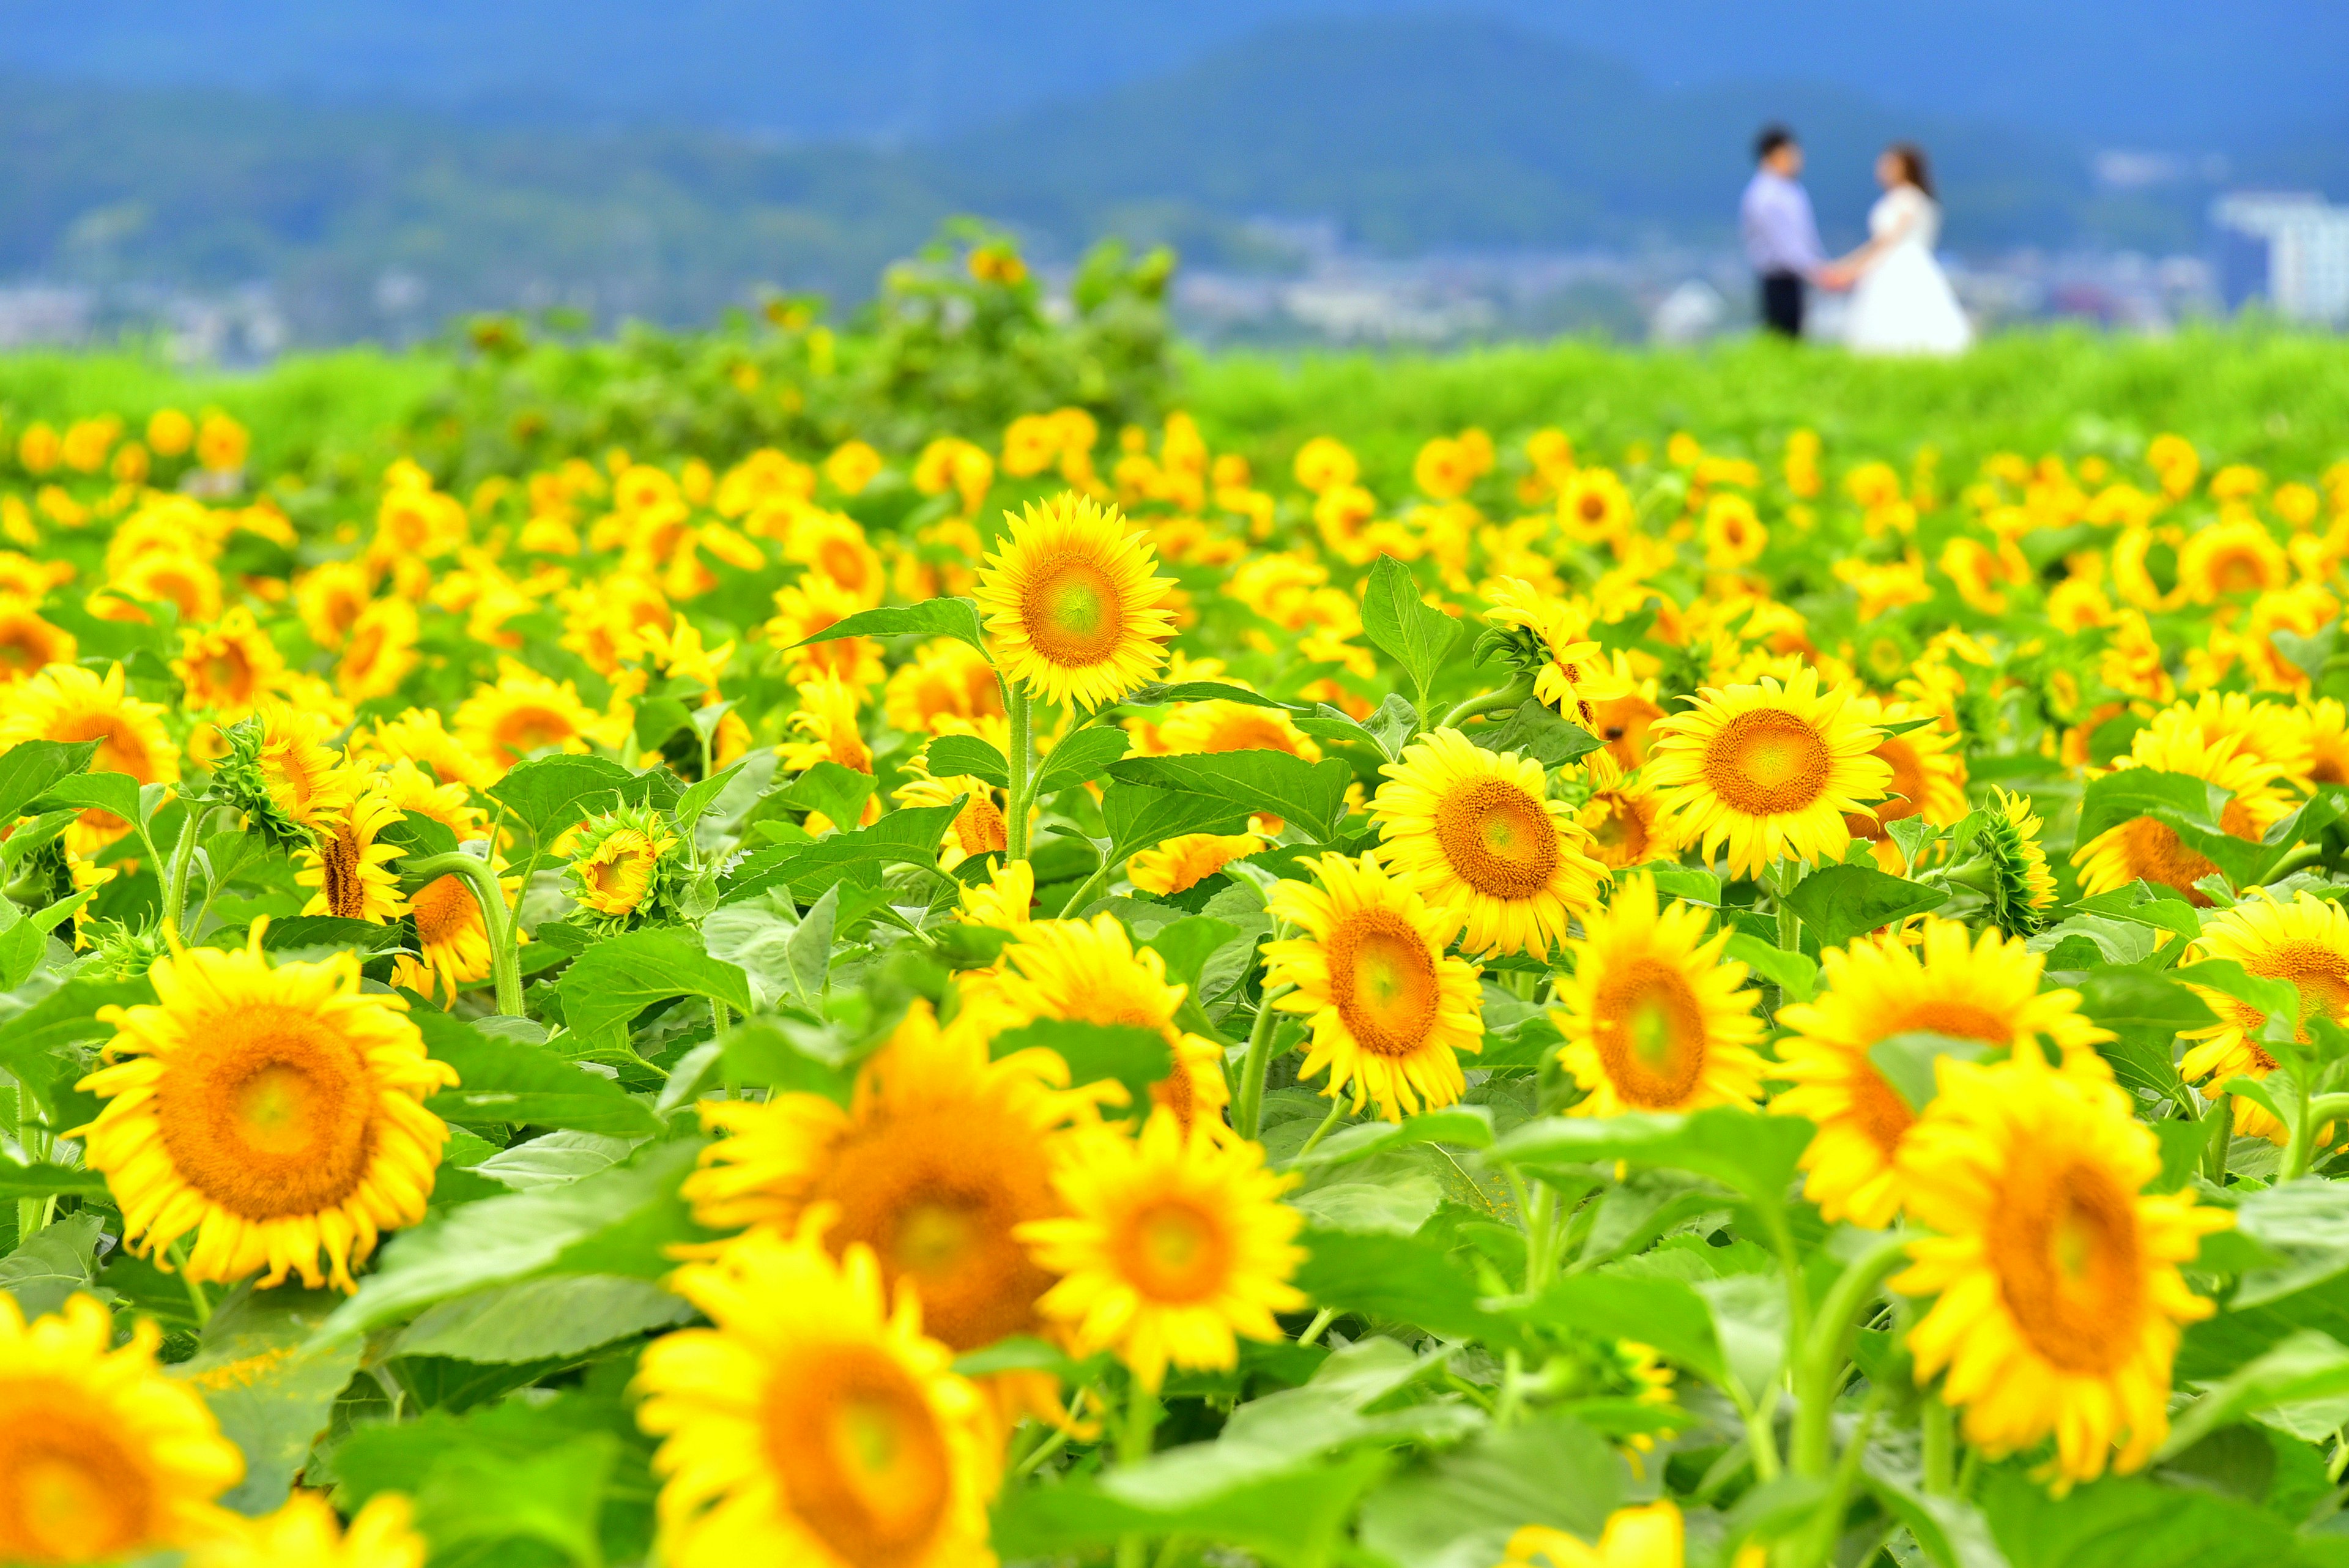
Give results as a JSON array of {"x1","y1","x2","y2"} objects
[{"x1": 0, "y1": 1, "x2": 2339, "y2": 148}]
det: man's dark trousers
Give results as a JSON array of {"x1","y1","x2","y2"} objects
[{"x1": 1760, "y1": 272, "x2": 1804, "y2": 337}]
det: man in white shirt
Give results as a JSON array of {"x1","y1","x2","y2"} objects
[{"x1": 1740, "y1": 125, "x2": 1833, "y2": 338}]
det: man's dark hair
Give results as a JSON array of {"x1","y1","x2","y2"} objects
[{"x1": 1755, "y1": 124, "x2": 1795, "y2": 162}]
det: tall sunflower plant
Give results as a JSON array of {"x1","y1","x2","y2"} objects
[{"x1": 0, "y1": 400, "x2": 2343, "y2": 1568}]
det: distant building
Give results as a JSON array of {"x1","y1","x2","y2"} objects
[{"x1": 2211, "y1": 193, "x2": 2349, "y2": 324}]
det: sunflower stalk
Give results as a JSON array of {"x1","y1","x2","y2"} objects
[
  {"x1": 406, "y1": 850, "x2": 524, "y2": 1017},
  {"x1": 1232, "y1": 976, "x2": 1294, "y2": 1142},
  {"x1": 1789, "y1": 1231, "x2": 1912, "y2": 1478},
  {"x1": 1115, "y1": 1377, "x2": 1160, "y2": 1568},
  {"x1": 161, "y1": 800, "x2": 209, "y2": 934},
  {"x1": 1004, "y1": 685, "x2": 1034, "y2": 864},
  {"x1": 2283, "y1": 1090, "x2": 2349, "y2": 1181},
  {"x1": 1436, "y1": 672, "x2": 1535, "y2": 734}
]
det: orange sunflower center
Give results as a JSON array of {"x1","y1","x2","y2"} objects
[
  {"x1": 1984, "y1": 1150, "x2": 2145, "y2": 1375},
  {"x1": 494, "y1": 705, "x2": 577, "y2": 758},
  {"x1": 1431, "y1": 778, "x2": 1560, "y2": 899},
  {"x1": 2244, "y1": 938, "x2": 2349, "y2": 1039},
  {"x1": 816, "y1": 1105, "x2": 1058, "y2": 1351},
  {"x1": 1325, "y1": 908, "x2": 1443, "y2": 1058},
  {"x1": 1887, "y1": 998, "x2": 2014, "y2": 1049},
  {"x1": 1702, "y1": 708, "x2": 1831, "y2": 816},
  {"x1": 951, "y1": 795, "x2": 1008, "y2": 856},
  {"x1": 1020, "y1": 555, "x2": 1123, "y2": 669},
  {"x1": 2115, "y1": 815, "x2": 2239, "y2": 905},
  {"x1": 317, "y1": 826, "x2": 368, "y2": 920},
  {"x1": 1593, "y1": 692, "x2": 1662, "y2": 768},
  {"x1": 1585, "y1": 795, "x2": 1650, "y2": 868},
  {"x1": 412, "y1": 874, "x2": 480, "y2": 946},
  {"x1": 150, "y1": 1003, "x2": 377, "y2": 1219},
  {"x1": 0, "y1": 1397, "x2": 157, "y2": 1564},
  {"x1": 1590, "y1": 957, "x2": 1709, "y2": 1107},
  {"x1": 1846, "y1": 737, "x2": 1924, "y2": 839},
  {"x1": 768, "y1": 1347, "x2": 952, "y2": 1567},
  {"x1": 1118, "y1": 1196, "x2": 1231, "y2": 1303}
]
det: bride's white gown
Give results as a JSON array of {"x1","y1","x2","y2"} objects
[{"x1": 1846, "y1": 185, "x2": 1972, "y2": 356}]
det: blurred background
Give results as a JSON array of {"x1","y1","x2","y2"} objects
[{"x1": 2, "y1": 0, "x2": 2345, "y2": 360}]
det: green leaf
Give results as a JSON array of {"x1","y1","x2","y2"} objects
[
  {"x1": 320, "y1": 1141, "x2": 707, "y2": 1339},
  {"x1": 1519, "y1": 1271, "x2": 1727, "y2": 1386},
  {"x1": 718, "y1": 800, "x2": 962, "y2": 902},
  {"x1": 2075, "y1": 768, "x2": 2225, "y2": 845},
  {"x1": 2074, "y1": 968, "x2": 2211, "y2": 1102},
  {"x1": 486, "y1": 753, "x2": 637, "y2": 843},
  {"x1": 390, "y1": 1274, "x2": 694, "y2": 1364},
  {"x1": 719, "y1": 1017, "x2": 856, "y2": 1103},
  {"x1": 383, "y1": 809, "x2": 461, "y2": 865},
  {"x1": 1101, "y1": 784, "x2": 1251, "y2": 857},
  {"x1": 1644, "y1": 861, "x2": 1721, "y2": 905},
  {"x1": 1119, "y1": 680, "x2": 1302, "y2": 710},
  {"x1": 1291, "y1": 1106, "x2": 1494, "y2": 1169},
  {"x1": 2232, "y1": 1178, "x2": 2349, "y2": 1309},
  {"x1": 32, "y1": 769, "x2": 142, "y2": 825},
  {"x1": 554, "y1": 927, "x2": 752, "y2": 1047},
  {"x1": 1493, "y1": 1107, "x2": 1816, "y2": 1217},
  {"x1": 668, "y1": 756, "x2": 759, "y2": 836},
  {"x1": 0, "y1": 739, "x2": 100, "y2": 823},
  {"x1": 2161, "y1": 1329, "x2": 2349, "y2": 1458},
  {"x1": 995, "y1": 1451, "x2": 1387, "y2": 1568},
  {"x1": 412, "y1": 1436, "x2": 617, "y2": 1568},
  {"x1": 0, "y1": 1212, "x2": 106, "y2": 1319},
  {"x1": 1141, "y1": 916, "x2": 1243, "y2": 995},
  {"x1": 415, "y1": 1010, "x2": 662, "y2": 1137},
  {"x1": 1867, "y1": 1031, "x2": 1999, "y2": 1113},
  {"x1": 1471, "y1": 700, "x2": 1602, "y2": 767},
  {"x1": 169, "y1": 1284, "x2": 363, "y2": 1514},
  {"x1": 261, "y1": 915, "x2": 409, "y2": 956},
  {"x1": 794, "y1": 596, "x2": 987, "y2": 656},
  {"x1": 0, "y1": 976, "x2": 151, "y2": 1124},
  {"x1": 770, "y1": 759, "x2": 876, "y2": 830},
  {"x1": 471, "y1": 1132, "x2": 639, "y2": 1192},
  {"x1": 2175, "y1": 959, "x2": 2301, "y2": 1049},
  {"x1": 0, "y1": 1162, "x2": 107, "y2": 1199},
  {"x1": 1293, "y1": 1227, "x2": 1517, "y2": 1346},
  {"x1": 924, "y1": 732, "x2": 1008, "y2": 786},
  {"x1": 787, "y1": 883, "x2": 839, "y2": 1006},
  {"x1": 1978, "y1": 1466, "x2": 2296, "y2": 1568},
  {"x1": 1358, "y1": 1414, "x2": 1622, "y2": 1568},
  {"x1": 1860, "y1": 1462, "x2": 2006, "y2": 1568},
  {"x1": 992, "y1": 1019, "x2": 1170, "y2": 1109},
  {"x1": 1724, "y1": 932, "x2": 1816, "y2": 1001},
  {"x1": 1108, "y1": 750, "x2": 1353, "y2": 842},
  {"x1": 1033, "y1": 726, "x2": 1132, "y2": 794},
  {"x1": 1783, "y1": 864, "x2": 1950, "y2": 949},
  {"x1": 1360, "y1": 553, "x2": 1463, "y2": 703},
  {"x1": 699, "y1": 888, "x2": 805, "y2": 1010}
]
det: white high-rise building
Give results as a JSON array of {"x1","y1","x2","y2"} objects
[{"x1": 2212, "y1": 193, "x2": 2349, "y2": 325}]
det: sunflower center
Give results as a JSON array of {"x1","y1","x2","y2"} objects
[
  {"x1": 820, "y1": 540, "x2": 869, "y2": 588},
  {"x1": 2214, "y1": 551, "x2": 2263, "y2": 593},
  {"x1": 820, "y1": 1107, "x2": 1057, "y2": 1351},
  {"x1": 317, "y1": 830, "x2": 366, "y2": 919},
  {"x1": 768, "y1": 1347, "x2": 952, "y2": 1568},
  {"x1": 495, "y1": 705, "x2": 574, "y2": 756},
  {"x1": 1586, "y1": 797, "x2": 1649, "y2": 866},
  {"x1": 1847, "y1": 1066, "x2": 1916, "y2": 1157},
  {"x1": 1150, "y1": 1059, "x2": 1200, "y2": 1132},
  {"x1": 1591, "y1": 957, "x2": 1709, "y2": 1108},
  {"x1": 952, "y1": 795, "x2": 1008, "y2": 856},
  {"x1": 1846, "y1": 738, "x2": 1924, "y2": 839},
  {"x1": 1985, "y1": 1151, "x2": 2146, "y2": 1374},
  {"x1": 1702, "y1": 709, "x2": 1831, "y2": 816},
  {"x1": 1326, "y1": 910, "x2": 1442, "y2": 1058},
  {"x1": 150, "y1": 1003, "x2": 376, "y2": 1220},
  {"x1": 1431, "y1": 778, "x2": 1560, "y2": 899},
  {"x1": 2117, "y1": 817, "x2": 2223, "y2": 905},
  {"x1": 1592, "y1": 693, "x2": 1661, "y2": 767},
  {"x1": 1021, "y1": 557, "x2": 1124, "y2": 669},
  {"x1": 1579, "y1": 493, "x2": 1607, "y2": 522},
  {"x1": 0, "y1": 1397, "x2": 157, "y2": 1564},
  {"x1": 1888, "y1": 1000, "x2": 2013, "y2": 1048},
  {"x1": 2246, "y1": 939, "x2": 2349, "y2": 1036},
  {"x1": 412, "y1": 874, "x2": 478, "y2": 944},
  {"x1": 1119, "y1": 1197, "x2": 1231, "y2": 1303}
]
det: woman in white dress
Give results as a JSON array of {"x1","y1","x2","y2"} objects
[{"x1": 1831, "y1": 143, "x2": 1973, "y2": 357}]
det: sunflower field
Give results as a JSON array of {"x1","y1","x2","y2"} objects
[{"x1": 4, "y1": 250, "x2": 2349, "y2": 1568}]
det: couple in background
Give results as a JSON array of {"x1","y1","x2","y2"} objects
[{"x1": 1740, "y1": 124, "x2": 1972, "y2": 355}]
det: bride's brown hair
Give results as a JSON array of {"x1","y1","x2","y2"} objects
[{"x1": 1888, "y1": 143, "x2": 1935, "y2": 199}]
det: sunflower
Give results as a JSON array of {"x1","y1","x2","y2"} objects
[
  {"x1": 188, "y1": 1492, "x2": 426, "y2": 1568},
  {"x1": 253, "y1": 704, "x2": 360, "y2": 831},
  {"x1": 336, "y1": 595, "x2": 420, "y2": 702},
  {"x1": 452, "y1": 660, "x2": 606, "y2": 774},
  {"x1": 1551, "y1": 871, "x2": 1765, "y2": 1117},
  {"x1": 781, "y1": 673, "x2": 876, "y2": 779},
  {"x1": 1481, "y1": 579, "x2": 1618, "y2": 724},
  {"x1": 2176, "y1": 516, "x2": 2289, "y2": 603},
  {"x1": 635, "y1": 1222, "x2": 1001, "y2": 1568},
  {"x1": 1645, "y1": 667, "x2": 1891, "y2": 879},
  {"x1": 78, "y1": 929, "x2": 456, "y2": 1290},
  {"x1": 1773, "y1": 918, "x2": 2111, "y2": 1228},
  {"x1": 1499, "y1": 1499, "x2": 1687, "y2": 1568},
  {"x1": 392, "y1": 865, "x2": 505, "y2": 1005},
  {"x1": 113, "y1": 551, "x2": 225, "y2": 625},
  {"x1": 1017, "y1": 1108, "x2": 1305, "y2": 1390},
  {"x1": 1151, "y1": 697, "x2": 1323, "y2": 762},
  {"x1": 1574, "y1": 751, "x2": 1672, "y2": 871},
  {"x1": 567, "y1": 806, "x2": 682, "y2": 924},
  {"x1": 767, "y1": 573, "x2": 886, "y2": 689},
  {"x1": 0, "y1": 604, "x2": 73, "y2": 680},
  {"x1": 2072, "y1": 707, "x2": 2294, "y2": 905},
  {"x1": 883, "y1": 637, "x2": 1004, "y2": 737},
  {"x1": 2179, "y1": 891, "x2": 2349, "y2": 1144},
  {"x1": 1559, "y1": 467, "x2": 1633, "y2": 545},
  {"x1": 2296, "y1": 698, "x2": 2349, "y2": 786},
  {"x1": 895, "y1": 773, "x2": 1009, "y2": 870},
  {"x1": 1841, "y1": 696, "x2": 1969, "y2": 872},
  {"x1": 0, "y1": 1293, "x2": 244, "y2": 1564},
  {"x1": 974, "y1": 492, "x2": 1176, "y2": 709},
  {"x1": 688, "y1": 1000, "x2": 1100, "y2": 1353},
  {"x1": 1895, "y1": 1055, "x2": 2232, "y2": 1487},
  {"x1": 295, "y1": 788, "x2": 409, "y2": 924},
  {"x1": 294, "y1": 559, "x2": 375, "y2": 650},
  {"x1": 356, "y1": 707, "x2": 498, "y2": 791},
  {"x1": 1702, "y1": 493, "x2": 1767, "y2": 570},
  {"x1": 1589, "y1": 653, "x2": 1666, "y2": 770},
  {"x1": 1128, "y1": 831, "x2": 1265, "y2": 896},
  {"x1": 1263, "y1": 852, "x2": 1485, "y2": 1121},
  {"x1": 0, "y1": 660, "x2": 180, "y2": 852},
  {"x1": 174, "y1": 606, "x2": 285, "y2": 716},
  {"x1": 1970, "y1": 787, "x2": 2058, "y2": 938},
  {"x1": 1371, "y1": 727, "x2": 1607, "y2": 959},
  {"x1": 965, "y1": 913, "x2": 1231, "y2": 1132},
  {"x1": 784, "y1": 512, "x2": 888, "y2": 608},
  {"x1": 956, "y1": 858, "x2": 1034, "y2": 932}
]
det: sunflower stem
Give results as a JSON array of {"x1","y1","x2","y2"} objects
[
  {"x1": 2202, "y1": 1088, "x2": 2235, "y2": 1184},
  {"x1": 1004, "y1": 685, "x2": 1034, "y2": 864},
  {"x1": 1295, "y1": 1307, "x2": 1338, "y2": 1347},
  {"x1": 1437, "y1": 673, "x2": 1535, "y2": 734},
  {"x1": 1789, "y1": 1230, "x2": 1911, "y2": 1479},
  {"x1": 2280, "y1": 1084, "x2": 2348, "y2": 1181},
  {"x1": 1115, "y1": 1377, "x2": 1159, "y2": 1568},
  {"x1": 407, "y1": 850, "x2": 524, "y2": 1017},
  {"x1": 162, "y1": 801, "x2": 207, "y2": 933},
  {"x1": 1233, "y1": 979, "x2": 1294, "y2": 1142},
  {"x1": 1057, "y1": 860, "x2": 1113, "y2": 920},
  {"x1": 1920, "y1": 1389, "x2": 1956, "y2": 1496},
  {"x1": 1294, "y1": 1094, "x2": 1346, "y2": 1160},
  {"x1": 171, "y1": 1239, "x2": 212, "y2": 1326}
]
